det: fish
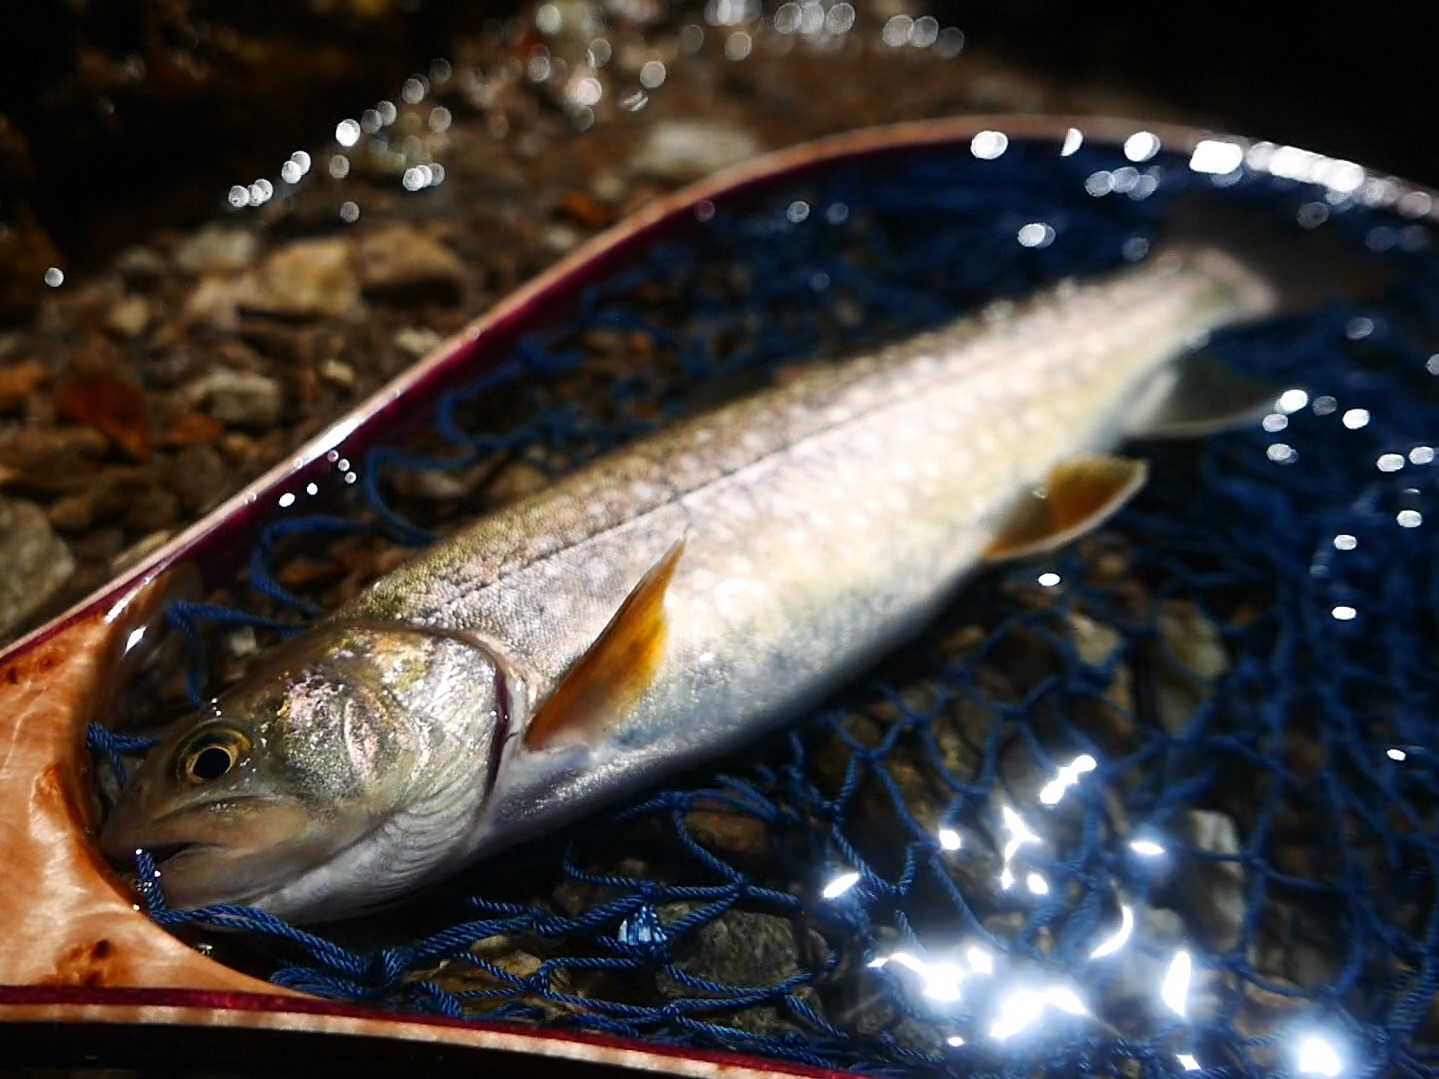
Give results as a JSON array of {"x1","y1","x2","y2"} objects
[{"x1": 99, "y1": 247, "x2": 1278, "y2": 923}]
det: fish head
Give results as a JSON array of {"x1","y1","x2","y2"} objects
[{"x1": 100, "y1": 620, "x2": 515, "y2": 918}]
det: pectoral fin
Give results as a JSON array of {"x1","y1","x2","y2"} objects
[
  {"x1": 524, "y1": 540, "x2": 684, "y2": 751},
  {"x1": 1126, "y1": 351, "x2": 1281, "y2": 439},
  {"x1": 983, "y1": 455, "x2": 1147, "y2": 561}
]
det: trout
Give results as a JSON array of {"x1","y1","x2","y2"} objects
[{"x1": 100, "y1": 249, "x2": 1276, "y2": 923}]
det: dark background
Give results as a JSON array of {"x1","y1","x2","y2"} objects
[{"x1": 0, "y1": 0, "x2": 1429, "y2": 284}]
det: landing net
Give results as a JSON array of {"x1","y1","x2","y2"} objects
[{"x1": 93, "y1": 138, "x2": 1439, "y2": 1077}]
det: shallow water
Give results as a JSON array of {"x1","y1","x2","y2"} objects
[{"x1": 96, "y1": 131, "x2": 1439, "y2": 1077}]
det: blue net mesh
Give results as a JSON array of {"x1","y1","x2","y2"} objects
[{"x1": 92, "y1": 138, "x2": 1439, "y2": 1077}]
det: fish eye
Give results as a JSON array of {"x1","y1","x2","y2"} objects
[{"x1": 177, "y1": 728, "x2": 250, "y2": 784}]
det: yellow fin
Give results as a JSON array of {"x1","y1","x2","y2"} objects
[
  {"x1": 524, "y1": 540, "x2": 684, "y2": 751},
  {"x1": 982, "y1": 455, "x2": 1148, "y2": 561}
]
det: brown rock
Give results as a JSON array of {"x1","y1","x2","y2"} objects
[
  {"x1": 114, "y1": 246, "x2": 167, "y2": 285},
  {"x1": 47, "y1": 469, "x2": 148, "y2": 532},
  {"x1": 358, "y1": 224, "x2": 466, "y2": 304},
  {"x1": 183, "y1": 275, "x2": 246, "y2": 331},
  {"x1": 173, "y1": 225, "x2": 260, "y2": 276},
  {"x1": 104, "y1": 295, "x2": 151, "y2": 339},
  {"x1": 161, "y1": 413, "x2": 224, "y2": 446},
  {"x1": 683, "y1": 800, "x2": 774, "y2": 868},
  {"x1": 123, "y1": 484, "x2": 181, "y2": 533},
  {"x1": 167, "y1": 444, "x2": 231, "y2": 514},
  {"x1": 0, "y1": 425, "x2": 108, "y2": 474},
  {"x1": 239, "y1": 238, "x2": 360, "y2": 319},
  {"x1": 55, "y1": 372, "x2": 152, "y2": 460},
  {"x1": 0, "y1": 360, "x2": 51, "y2": 412}
]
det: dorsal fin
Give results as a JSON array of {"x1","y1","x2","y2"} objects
[
  {"x1": 523, "y1": 540, "x2": 685, "y2": 751},
  {"x1": 983, "y1": 455, "x2": 1147, "y2": 561}
]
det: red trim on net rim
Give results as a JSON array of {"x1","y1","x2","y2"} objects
[{"x1": 0, "y1": 984, "x2": 854, "y2": 1078}]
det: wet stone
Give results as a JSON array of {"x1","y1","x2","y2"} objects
[
  {"x1": 393, "y1": 326, "x2": 446, "y2": 358},
  {"x1": 104, "y1": 295, "x2": 151, "y2": 339},
  {"x1": 183, "y1": 275, "x2": 247, "y2": 331},
  {"x1": 1231, "y1": 973, "x2": 1311, "y2": 1043},
  {"x1": 682, "y1": 799, "x2": 775, "y2": 869},
  {"x1": 422, "y1": 933, "x2": 579, "y2": 1017},
  {"x1": 47, "y1": 468, "x2": 149, "y2": 532},
  {"x1": 167, "y1": 444, "x2": 231, "y2": 514},
  {"x1": 657, "y1": 903, "x2": 828, "y2": 1037},
  {"x1": 0, "y1": 497, "x2": 76, "y2": 635},
  {"x1": 660, "y1": 904, "x2": 806, "y2": 988},
  {"x1": 844, "y1": 978, "x2": 948, "y2": 1058},
  {"x1": 0, "y1": 360, "x2": 51, "y2": 412},
  {"x1": 0, "y1": 218, "x2": 62, "y2": 324},
  {"x1": 109, "y1": 529, "x2": 173, "y2": 575},
  {"x1": 173, "y1": 225, "x2": 260, "y2": 276},
  {"x1": 55, "y1": 372, "x2": 152, "y2": 460},
  {"x1": 238, "y1": 238, "x2": 359, "y2": 320},
  {"x1": 123, "y1": 483, "x2": 181, "y2": 534},
  {"x1": 0, "y1": 425, "x2": 108, "y2": 477},
  {"x1": 631, "y1": 119, "x2": 764, "y2": 181},
  {"x1": 1174, "y1": 809, "x2": 1246, "y2": 951},
  {"x1": 358, "y1": 223, "x2": 467, "y2": 304},
  {"x1": 1099, "y1": 905, "x2": 1186, "y2": 1016},
  {"x1": 161, "y1": 413, "x2": 225, "y2": 447},
  {"x1": 114, "y1": 245, "x2": 167, "y2": 284},
  {"x1": 185, "y1": 369, "x2": 284, "y2": 429},
  {"x1": 1152, "y1": 599, "x2": 1229, "y2": 736}
]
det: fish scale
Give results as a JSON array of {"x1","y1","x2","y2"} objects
[
  {"x1": 101, "y1": 248, "x2": 1276, "y2": 922},
  {"x1": 357, "y1": 250, "x2": 1260, "y2": 724}
]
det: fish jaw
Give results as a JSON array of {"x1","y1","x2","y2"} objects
[
  {"x1": 101, "y1": 620, "x2": 517, "y2": 921},
  {"x1": 100, "y1": 788, "x2": 345, "y2": 911}
]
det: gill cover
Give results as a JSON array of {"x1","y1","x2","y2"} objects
[{"x1": 100, "y1": 620, "x2": 516, "y2": 922}]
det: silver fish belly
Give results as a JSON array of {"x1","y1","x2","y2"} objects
[{"x1": 101, "y1": 249, "x2": 1274, "y2": 921}]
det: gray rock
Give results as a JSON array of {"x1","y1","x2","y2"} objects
[
  {"x1": 114, "y1": 245, "x2": 168, "y2": 283},
  {"x1": 1153, "y1": 600, "x2": 1228, "y2": 735},
  {"x1": 1175, "y1": 809, "x2": 1246, "y2": 950},
  {"x1": 185, "y1": 369, "x2": 284, "y2": 429},
  {"x1": 174, "y1": 225, "x2": 259, "y2": 275},
  {"x1": 238, "y1": 238, "x2": 359, "y2": 319},
  {"x1": 656, "y1": 903, "x2": 828, "y2": 1038},
  {"x1": 1247, "y1": 900, "x2": 1338, "y2": 992},
  {"x1": 661, "y1": 904, "x2": 807, "y2": 989},
  {"x1": 632, "y1": 120, "x2": 762, "y2": 181},
  {"x1": 1098, "y1": 904, "x2": 1186, "y2": 1013},
  {"x1": 0, "y1": 497, "x2": 76, "y2": 634}
]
